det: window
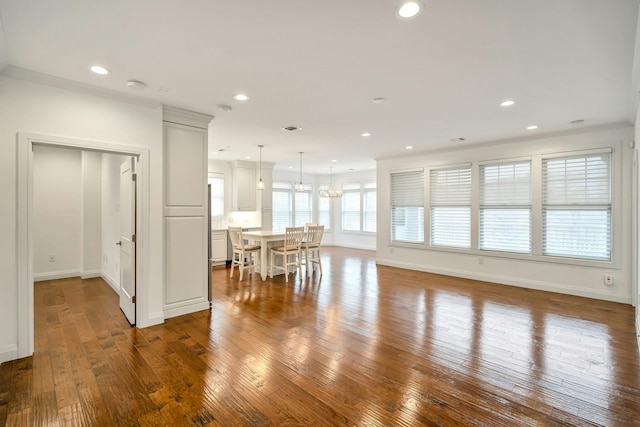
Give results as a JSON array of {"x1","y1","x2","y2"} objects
[
  {"x1": 208, "y1": 174, "x2": 224, "y2": 219},
  {"x1": 479, "y1": 161, "x2": 531, "y2": 253},
  {"x1": 272, "y1": 182, "x2": 292, "y2": 233},
  {"x1": 318, "y1": 184, "x2": 332, "y2": 230},
  {"x1": 391, "y1": 170, "x2": 424, "y2": 243},
  {"x1": 341, "y1": 182, "x2": 376, "y2": 232},
  {"x1": 363, "y1": 183, "x2": 377, "y2": 232},
  {"x1": 272, "y1": 182, "x2": 314, "y2": 232},
  {"x1": 430, "y1": 166, "x2": 471, "y2": 248},
  {"x1": 542, "y1": 151, "x2": 611, "y2": 261},
  {"x1": 294, "y1": 184, "x2": 313, "y2": 227}
]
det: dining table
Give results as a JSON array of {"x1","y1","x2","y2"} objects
[{"x1": 241, "y1": 230, "x2": 286, "y2": 280}]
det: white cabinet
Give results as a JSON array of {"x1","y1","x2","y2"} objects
[
  {"x1": 231, "y1": 160, "x2": 256, "y2": 211},
  {"x1": 211, "y1": 230, "x2": 227, "y2": 264}
]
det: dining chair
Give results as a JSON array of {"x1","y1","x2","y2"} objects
[
  {"x1": 303, "y1": 224, "x2": 324, "y2": 277},
  {"x1": 228, "y1": 227, "x2": 261, "y2": 281},
  {"x1": 270, "y1": 226, "x2": 305, "y2": 282}
]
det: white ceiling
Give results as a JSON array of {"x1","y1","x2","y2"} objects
[{"x1": 0, "y1": 0, "x2": 638, "y2": 173}]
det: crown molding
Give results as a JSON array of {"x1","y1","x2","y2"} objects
[
  {"x1": 162, "y1": 105, "x2": 214, "y2": 129},
  {"x1": 1, "y1": 66, "x2": 162, "y2": 109}
]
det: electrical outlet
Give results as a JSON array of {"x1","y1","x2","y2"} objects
[
  {"x1": 604, "y1": 273, "x2": 614, "y2": 286},
  {"x1": 478, "y1": 257, "x2": 484, "y2": 265},
  {"x1": 48, "y1": 254, "x2": 56, "y2": 262}
]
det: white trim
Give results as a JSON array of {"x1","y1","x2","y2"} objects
[
  {"x1": 375, "y1": 257, "x2": 632, "y2": 304},
  {"x1": 0, "y1": 344, "x2": 18, "y2": 364},
  {"x1": 327, "y1": 243, "x2": 376, "y2": 251},
  {"x1": 163, "y1": 301, "x2": 210, "y2": 319},
  {"x1": 33, "y1": 270, "x2": 81, "y2": 282},
  {"x1": 101, "y1": 273, "x2": 120, "y2": 294},
  {"x1": 80, "y1": 270, "x2": 101, "y2": 279},
  {"x1": 17, "y1": 132, "x2": 158, "y2": 360},
  {"x1": 1, "y1": 66, "x2": 161, "y2": 109},
  {"x1": 146, "y1": 312, "x2": 166, "y2": 327}
]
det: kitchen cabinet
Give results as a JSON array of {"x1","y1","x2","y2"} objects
[
  {"x1": 231, "y1": 160, "x2": 256, "y2": 211},
  {"x1": 211, "y1": 230, "x2": 228, "y2": 265}
]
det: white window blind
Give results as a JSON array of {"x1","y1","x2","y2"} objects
[
  {"x1": 363, "y1": 183, "x2": 377, "y2": 233},
  {"x1": 342, "y1": 183, "x2": 361, "y2": 231},
  {"x1": 430, "y1": 166, "x2": 471, "y2": 248},
  {"x1": 272, "y1": 182, "x2": 292, "y2": 233},
  {"x1": 479, "y1": 161, "x2": 531, "y2": 253},
  {"x1": 207, "y1": 175, "x2": 224, "y2": 219},
  {"x1": 294, "y1": 184, "x2": 313, "y2": 227},
  {"x1": 318, "y1": 184, "x2": 331, "y2": 230},
  {"x1": 391, "y1": 170, "x2": 424, "y2": 243},
  {"x1": 542, "y1": 152, "x2": 611, "y2": 261}
]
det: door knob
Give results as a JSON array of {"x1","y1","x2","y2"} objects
[{"x1": 116, "y1": 241, "x2": 122, "y2": 246}]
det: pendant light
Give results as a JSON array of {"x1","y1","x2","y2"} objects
[
  {"x1": 257, "y1": 145, "x2": 264, "y2": 190},
  {"x1": 295, "y1": 152, "x2": 305, "y2": 192},
  {"x1": 319, "y1": 165, "x2": 342, "y2": 198}
]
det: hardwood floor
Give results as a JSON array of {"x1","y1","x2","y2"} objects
[{"x1": 2, "y1": 247, "x2": 639, "y2": 426}]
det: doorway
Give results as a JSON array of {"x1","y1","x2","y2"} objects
[{"x1": 16, "y1": 132, "x2": 149, "y2": 359}]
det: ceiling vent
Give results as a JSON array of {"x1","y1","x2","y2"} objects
[{"x1": 282, "y1": 126, "x2": 301, "y2": 132}]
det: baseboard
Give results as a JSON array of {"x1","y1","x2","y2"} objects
[
  {"x1": 0, "y1": 344, "x2": 18, "y2": 364},
  {"x1": 163, "y1": 300, "x2": 210, "y2": 320},
  {"x1": 139, "y1": 312, "x2": 165, "y2": 328},
  {"x1": 327, "y1": 243, "x2": 376, "y2": 251},
  {"x1": 81, "y1": 270, "x2": 101, "y2": 279},
  {"x1": 376, "y1": 257, "x2": 632, "y2": 304},
  {"x1": 33, "y1": 270, "x2": 80, "y2": 282},
  {"x1": 101, "y1": 272, "x2": 119, "y2": 294}
]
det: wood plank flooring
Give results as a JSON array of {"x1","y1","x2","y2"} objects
[{"x1": 1, "y1": 247, "x2": 639, "y2": 426}]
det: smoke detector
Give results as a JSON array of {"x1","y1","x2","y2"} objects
[{"x1": 126, "y1": 80, "x2": 146, "y2": 90}]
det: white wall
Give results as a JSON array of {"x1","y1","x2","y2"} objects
[
  {"x1": 33, "y1": 145, "x2": 82, "y2": 278},
  {"x1": 0, "y1": 74, "x2": 164, "y2": 362},
  {"x1": 81, "y1": 151, "x2": 102, "y2": 277},
  {"x1": 377, "y1": 125, "x2": 635, "y2": 304},
  {"x1": 101, "y1": 153, "x2": 130, "y2": 292}
]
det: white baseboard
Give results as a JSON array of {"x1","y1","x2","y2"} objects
[
  {"x1": 0, "y1": 344, "x2": 18, "y2": 364},
  {"x1": 101, "y1": 272, "x2": 120, "y2": 294},
  {"x1": 33, "y1": 269, "x2": 80, "y2": 282},
  {"x1": 327, "y1": 243, "x2": 376, "y2": 251},
  {"x1": 163, "y1": 300, "x2": 210, "y2": 320},
  {"x1": 139, "y1": 312, "x2": 165, "y2": 328},
  {"x1": 376, "y1": 257, "x2": 632, "y2": 304},
  {"x1": 81, "y1": 270, "x2": 101, "y2": 279}
]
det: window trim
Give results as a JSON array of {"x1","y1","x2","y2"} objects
[{"x1": 341, "y1": 181, "x2": 377, "y2": 234}]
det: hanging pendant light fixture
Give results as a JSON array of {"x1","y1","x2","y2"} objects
[
  {"x1": 295, "y1": 152, "x2": 305, "y2": 192},
  {"x1": 257, "y1": 145, "x2": 264, "y2": 190},
  {"x1": 319, "y1": 165, "x2": 342, "y2": 198}
]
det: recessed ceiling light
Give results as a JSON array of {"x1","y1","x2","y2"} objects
[
  {"x1": 372, "y1": 97, "x2": 385, "y2": 104},
  {"x1": 233, "y1": 93, "x2": 249, "y2": 101},
  {"x1": 570, "y1": 119, "x2": 585, "y2": 125},
  {"x1": 406, "y1": 146, "x2": 414, "y2": 150},
  {"x1": 331, "y1": 159, "x2": 338, "y2": 163},
  {"x1": 244, "y1": 156, "x2": 251, "y2": 160},
  {"x1": 211, "y1": 152, "x2": 219, "y2": 155},
  {"x1": 283, "y1": 126, "x2": 302, "y2": 132},
  {"x1": 361, "y1": 132, "x2": 372, "y2": 137},
  {"x1": 450, "y1": 137, "x2": 466, "y2": 142},
  {"x1": 218, "y1": 104, "x2": 232, "y2": 112},
  {"x1": 397, "y1": 1, "x2": 423, "y2": 18},
  {"x1": 500, "y1": 100, "x2": 515, "y2": 107},
  {"x1": 526, "y1": 125, "x2": 538, "y2": 130},
  {"x1": 90, "y1": 65, "x2": 109, "y2": 75}
]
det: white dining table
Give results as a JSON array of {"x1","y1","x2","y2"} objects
[{"x1": 242, "y1": 230, "x2": 286, "y2": 280}]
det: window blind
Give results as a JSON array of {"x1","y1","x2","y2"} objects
[
  {"x1": 391, "y1": 170, "x2": 424, "y2": 243},
  {"x1": 272, "y1": 182, "x2": 292, "y2": 233},
  {"x1": 342, "y1": 184, "x2": 361, "y2": 231},
  {"x1": 542, "y1": 152, "x2": 611, "y2": 261},
  {"x1": 294, "y1": 184, "x2": 313, "y2": 227},
  {"x1": 430, "y1": 166, "x2": 471, "y2": 248},
  {"x1": 363, "y1": 183, "x2": 377, "y2": 233},
  {"x1": 479, "y1": 161, "x2": 531, "y2": 253}
]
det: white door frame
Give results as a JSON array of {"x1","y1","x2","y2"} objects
[{"x1": 17, "y1": 132, "x2": 149, "y2": 359}]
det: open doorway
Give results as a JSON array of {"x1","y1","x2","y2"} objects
[{"x1": 16, "y1": 132, "x2": 149, "y2": 359}]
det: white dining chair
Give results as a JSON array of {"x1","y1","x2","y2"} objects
[
  {"x1": 270, "y1": 226, "x2": 305, "y2": 282},
  {"x1": 302, "y1": 224, "x2": 324, "y2": 277},
  {"x1": 228, "y1": 227, "x2": 261, "y2": 281}
]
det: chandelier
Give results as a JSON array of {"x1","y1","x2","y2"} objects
[{"x1": 319, "y1": 166, "x2": 342, "y2": 198}]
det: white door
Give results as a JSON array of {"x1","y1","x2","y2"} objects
[{"x1": 119, "y1": 158, "x2": 136, "y2": 325}]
